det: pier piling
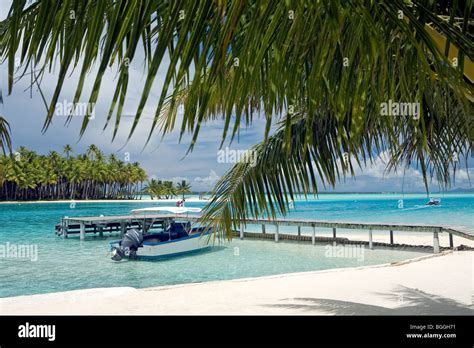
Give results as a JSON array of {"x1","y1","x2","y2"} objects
[
  {"x1": 433, "y1": 232, "x2": 440, "y2": 253},
  {"x1": 390, "y1": 230, "x2": 394, "y2": 245},
  {"x1": 369, "y1": 229, "x2": 373, "y2": 249},
  {"x1": 120, "y1": 222, "x2": 126, "y2": 237},
  {"x1": 62, "y1": 219, "x2": 69, "y2": 239},
  {"x1": 79, "y1": 222, "x2": 85, "y2": 241},
  {"x1": 275, "y1": 224, "x2": 279, "y2": 242}
]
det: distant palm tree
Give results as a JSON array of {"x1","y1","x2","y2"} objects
[
  {"x1": 176, "y1": 180, "x2": 192, "y2": 200},
  {"x1": 86, "y1": 144, "x2": 101, "y2": 161},
  {"x1": 162, "y1": 181, "x2": 177, "y2": 199},
  {"x1": 63, "y1": 144, "x2": 73, "y2": 159},
  {"x1": 143, "y1": 179, "x2": 164, "y2": 200}
]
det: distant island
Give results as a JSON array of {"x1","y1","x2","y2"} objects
[{"x1": 447, "y1": 187, "x2": 474, "y2": 193}]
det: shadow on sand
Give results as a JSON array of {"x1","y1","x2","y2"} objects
[{"x1": 264, "y1": 286, "x2": 473, "y2": 315}]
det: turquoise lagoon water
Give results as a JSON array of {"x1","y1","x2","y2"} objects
[{"x1": 0, "y1": 193, "x2": 472, "y2": 298}]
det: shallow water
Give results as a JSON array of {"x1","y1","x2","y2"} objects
[{"x1": 0, "y1": 193, "x2": 472, "y2": 298}]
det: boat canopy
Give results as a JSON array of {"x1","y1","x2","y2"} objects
[{"x1": 131, "y1": 207, "x2": 202, "y2": 214}]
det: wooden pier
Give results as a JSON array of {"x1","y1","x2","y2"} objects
[
  {"x1": 56, "y1": 214, "x2": 474, "y2": 253},
  {"x1": 56, "y1": 214, "x2": 168, "y2": 240}
]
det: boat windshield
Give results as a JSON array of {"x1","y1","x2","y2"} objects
[{"x1": 166, "y1": 221, "x2": 192, "y2": 238}]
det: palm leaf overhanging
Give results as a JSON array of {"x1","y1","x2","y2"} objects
[
  {"x1": 0, "y1": 116, "x2": 12, "y2": 155},
  {"x1": 0, "y1": 0, "x2": 472, "y2": 239}
]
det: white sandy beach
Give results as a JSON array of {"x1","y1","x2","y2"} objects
[{"x1": 1, "y1": 251, "x2": 472, "y2": 315}]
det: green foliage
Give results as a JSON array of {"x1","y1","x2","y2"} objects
[
  {"x1": 143, "y1": 178, "x2": 184, "y2": 199},
  {"x1": 0, "y1": 145, "x2": 147, "y2": 201},
  {"x1": 176, "y1": 179, "x2": 192, "y2": 199},
  {"x1": 1, "y1": 1, "x2": 471, "y2": 144}
]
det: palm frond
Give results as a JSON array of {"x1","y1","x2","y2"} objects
[
  {"x1": 1, "y1": 1, "x2": 472, "y2": 142},
  {"x1": 0, "y1": 116, "x2": 12, "y2": 155},
  {"x1": 201, "y1": 81, "x2": 471, "y2": 240}
]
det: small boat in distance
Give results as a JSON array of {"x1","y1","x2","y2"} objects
[
  {"x1": 426, "y1": 198, "x2": 441, "y2": 206},
  {"x1": 110, "y1": 206, "x2": 211, "y2": 261}
]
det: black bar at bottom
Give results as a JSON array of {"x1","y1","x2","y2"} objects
[{"x1": 0, "y1": 315, "x2": 472, "y2": 346}]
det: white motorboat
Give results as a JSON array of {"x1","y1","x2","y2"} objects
[{"x1": 110, "y1": 207, "x2": 211, "y2": 261}]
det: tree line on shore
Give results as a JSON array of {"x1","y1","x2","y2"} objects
[
  {"x1": 143, "y1": 179, "x2": 191, "y2": 200},
  {"x1": 0, "y1": 145, "x2": 195, "y2": 201},
  {"x1": 0, "y1": 145, "x2": 148, "y2": 201}
]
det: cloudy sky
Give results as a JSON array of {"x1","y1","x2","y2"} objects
[{"x1": 1, "y1": 2, "x2": 472, "y2": 193}]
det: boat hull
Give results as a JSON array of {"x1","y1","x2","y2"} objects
[
  {"x1": 140, "y1": 234, "x2": 210, "y2": 259},
  {"x1": 111, "y1": 233, "x2": 211, "y2": 260}
]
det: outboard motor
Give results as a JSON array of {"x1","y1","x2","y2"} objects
[{"x1": 111, "y1": 229, "x2": 143, "y2": 261}]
